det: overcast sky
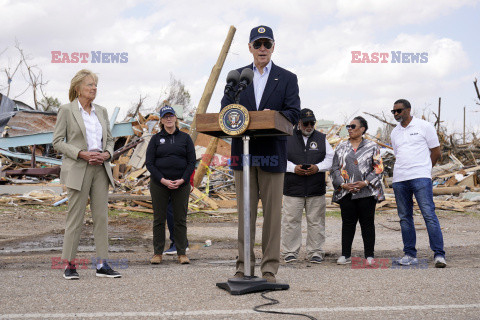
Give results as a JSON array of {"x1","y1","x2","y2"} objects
[{"x1": 1, "y1": 0, "x2": 479, "y2": 136}]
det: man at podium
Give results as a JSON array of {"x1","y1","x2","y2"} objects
[{"x1": 221, "y1": 25, "x2": 301, "y2": 283}]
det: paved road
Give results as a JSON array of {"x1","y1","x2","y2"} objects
[{"x1": 1, "y1": 259, "x2": 479, "y2": 319}]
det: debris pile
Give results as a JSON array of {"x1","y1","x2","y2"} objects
[{"x1": 2, "y1": 106, "x2": 480, "y2": 214}]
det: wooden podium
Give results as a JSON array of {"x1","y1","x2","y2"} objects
[
  {"x1": 196, "y1": 110, "x2": 293, "y2": 138},
  {"x1": 196, "y1": 110, "x2": 293, "y2": 295}
]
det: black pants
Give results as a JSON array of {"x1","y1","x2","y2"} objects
[
  {"x1": 150, "y1": 180, "x2": 190, "y2": 255},
  {"x1": 339, "y1": 194, "x2": 377, "y2": 258}
]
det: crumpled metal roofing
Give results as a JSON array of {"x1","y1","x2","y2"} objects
[{"x1": 1, "y1": 110, "x2": 57, "y2": 137}]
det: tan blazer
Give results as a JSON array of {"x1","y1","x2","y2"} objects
[{"x1": 53, "y1": 99, "x2": 115, "y2": 191}]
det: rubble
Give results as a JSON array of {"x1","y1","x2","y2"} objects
[{"x1": 1, "y1": 104, "x2": 480, "y2": 215}]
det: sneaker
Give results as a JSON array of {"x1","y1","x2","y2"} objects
[
  {"x1": 178, "y1": 255, "x2": 190, "y2": 264},
  {"x1": 164, "y1": 244, "x2": 177, "y2": 255},
  {"x1": 262, "y1": 272, "x2": 276, "y2": 283},
  {"x1": 165, "y1": 244, "x2": 189, "y2": 256},
  {"x1": 397, "y1": 255, "x2": 418, "y2": 266},
  {"x1": 337, "y1": 256, "x2": 352, "y2": 265},
  {"x1": 434, "y1": 256, "x2": 447, "y2": 268},
  {"x1": 150, "y1": 254, "x2": 162, "y2": 264},
  {"x1": 366, "y1": 257, "x2": 375, "y2": 266},
  {"x1": 310, "y1": 256, "x2": 323, "y2": 264},
  {"x1": 284, "y1": 255, "x2": 297, "y2": 263},
  {"x1": 63, "y1": 263, "x2": 79, "y2": 280},
  {"x1": 96, "y1": 262, "x2": 122, "y2": 278}
]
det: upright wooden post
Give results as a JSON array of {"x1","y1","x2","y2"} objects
[
  {"x1": 437, "y1": 97, "x2": 441, "y2": 133},
  {"x1": 189, "y1": 26, "x2": 236, "y2": 144}
]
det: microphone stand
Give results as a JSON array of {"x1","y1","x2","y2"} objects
[{"x1": 216, "y1": 84, "x2": 289, "y2": 295}]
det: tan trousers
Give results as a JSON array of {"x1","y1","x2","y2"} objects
[
  {"x1": 234, "y1": 167, "x2": 284, "y2": 276},
  {"x1": 61, "y1": 164, "x2": 110, "y2": 261},
  {"x1": 281, "y1": 195, "x2": 326, "y2": 259}
]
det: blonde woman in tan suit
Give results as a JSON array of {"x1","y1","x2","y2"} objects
[{"x1": 53, "y1": 69, "x2": 121, "y2": 280}]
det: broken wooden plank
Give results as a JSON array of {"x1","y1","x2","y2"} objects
[
  {"x1": 191, "y1": 187, "x2": 219, "y2": 210},
  {"x1": 108, "y1": 204, "x2": 153, "y2": 214}
]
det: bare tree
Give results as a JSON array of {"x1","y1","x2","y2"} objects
[
  {"x1": 156, "y1": 73, "x2": 194, "y2": 117},
  {"x1": 0, "y1": 46, "x2": 22, "y2": 97},
  {"x1": 38, "y1": 96, "x2": 61, "y2": 113},
  {"x1": 125, "y1": 94, "x2": 148, "y2": 120},
  {"x1": 15, "y1": 40, "x2": 48, "y2": 110}
]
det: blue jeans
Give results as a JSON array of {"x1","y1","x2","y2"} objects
[{"x1": 393, "y1": 178, "x2": 445, "y2": 258}]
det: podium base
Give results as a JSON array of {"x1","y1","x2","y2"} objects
[{"x1": 216, "y1": 276, "x2": 289, "y2": 295}]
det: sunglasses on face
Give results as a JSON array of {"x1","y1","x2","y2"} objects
[
  {"x1": 302, "y1": 121, "x2": 316, "y2": 127},
  {"x1": 346, "y1": 124, "x2": 357, "y2": 130},
  {"x1": 391, "y1": 108, "x2": 405, "y2": 115},
  {"x1": 162, "y1": 114, "x2": 175, "y2": 119},
  {"x1": 252, "y1": 40, "x2": 273, "y2": 50}
]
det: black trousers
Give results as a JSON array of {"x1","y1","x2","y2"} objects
[
  {"x1": 150, "y1": 180, "x2": 190, "y2": 255},
  {"x1": 339, "y1": 194, "x2": 377, "y2": 258}
]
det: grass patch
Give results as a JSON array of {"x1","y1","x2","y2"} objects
[
  {"x1": 108, "y1": 209, "x2": 153, "y2": 219},
  {"x1": 326, "y1": 210, "x2": 341, "y2": 218}
]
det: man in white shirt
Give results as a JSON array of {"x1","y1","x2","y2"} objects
[
  {"x1": 390, "y1": 99, "x2": 446, "y2": 268},
  {"x1": 281, "y1": 108, "x2": 334, "y2": 264}
]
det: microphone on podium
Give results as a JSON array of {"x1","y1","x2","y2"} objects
[{"x1": 224, "y1": 70, "x2": 240, "y2": 95}]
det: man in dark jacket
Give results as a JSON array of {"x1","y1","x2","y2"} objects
[
  {"x1": 281, "y1": 108, "x2": 333, "y2": 264},
  {"x1": 221, "y1": 25, "x2": 301, "y2": 283}
]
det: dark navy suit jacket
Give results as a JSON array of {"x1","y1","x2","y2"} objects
[{"x1": 220, "y1": 62, "x2": 301, "y2": 173}]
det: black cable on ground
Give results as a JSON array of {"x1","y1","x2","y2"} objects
[{"x1": 253, "y1": 290, "x2": 318, "y2": 320}]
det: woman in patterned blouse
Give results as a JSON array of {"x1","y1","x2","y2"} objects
[{"x1": 331, "y1": 116, "x2": 385, "y2": 266}]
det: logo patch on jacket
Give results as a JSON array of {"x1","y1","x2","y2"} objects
[
  {"x1": 160, "y1": 138, "x2": 166, "y2": 144},
  {"x1": 309, "y1": 141, "x2": 318, "y2": 150}
]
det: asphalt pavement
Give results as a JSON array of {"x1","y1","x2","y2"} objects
[{"x1": 1, "y1": 260, "x2": 479, "y2": 319}]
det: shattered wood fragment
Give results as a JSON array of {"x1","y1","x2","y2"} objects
[
  {"x1": 108, "y1": 204, "x2": 153, "y2": 214},
  {"x1": 133, "y1": 200, "x2": 153, "y2": 209}
]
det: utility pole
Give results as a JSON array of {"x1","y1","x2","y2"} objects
[
  {"x1": 463, "y1": 106, "x2": 466, "y2": 144},
  {"x1": 437, "y1": 97, "x2": 441, "y2": 133}
]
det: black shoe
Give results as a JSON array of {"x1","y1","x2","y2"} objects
[
  {"x1": 64, "y1": 263, "x2": 79, "y2": 280},
  {"x1": 96, "y1": 262, "x2": 122, "y2": 278},
  {"x1": 310, "y1": 256, "x2": 323, "y2": 264},
  {"x1": 284, "y1": 255, "x2": 297, "y2": 263}
]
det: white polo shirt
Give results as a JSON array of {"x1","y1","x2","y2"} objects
[{"x1": 391, "y1": 117, "x2": 440, "y2": 183}]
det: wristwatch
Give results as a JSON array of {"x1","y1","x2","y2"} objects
[{"x1": 364, "y1": 180, "x2": 369, "y2": 186}]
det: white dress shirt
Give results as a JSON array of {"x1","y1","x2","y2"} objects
[
  {"x1": 286, "y1": 136, "x2": 334, "y2": 173},
  {"x1": 78, "y1": 101, "x2": 103, "y2": 152},
  {"x1": 252, "y1": 60, "x2": 272, "y2": 109}
]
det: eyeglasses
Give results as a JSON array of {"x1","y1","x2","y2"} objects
[
  {"x1": 162, "y1": 114, "x2": 175, "y2": 119},
  {"x1": 302, "y1": 121, "x2": 316, "y2": 127},
  {"x1": 252, "y1": 40, "x2": 273, "y2": 50},
  {"x1": 346, "y1": 124, "x2": 357, "y2": 130},
  {"x1": 391, "y1": 108, "x2": 405, "y2": 115}
]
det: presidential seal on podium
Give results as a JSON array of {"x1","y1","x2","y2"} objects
[{"x1": 218, "y1": 104, "x2": 250, "y2": 136}]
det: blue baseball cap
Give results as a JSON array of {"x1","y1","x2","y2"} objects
[
  {"x1": 249, "y1": 25, "x2": 274, "y2": 43},
  {"x1": 160, "y1": 106, "x2": 176, "y2": 118}
]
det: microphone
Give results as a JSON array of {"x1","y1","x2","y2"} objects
[
  {"x1": 238, "y1": 68, "x2": 254, "y2": 92},
  {"x1": 224, "y1": 70, "x2": 240, "y2": 94}
]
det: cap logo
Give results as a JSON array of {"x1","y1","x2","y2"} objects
[{"x1": 258, "y1": 27, "x2": 266, "y2": 33}]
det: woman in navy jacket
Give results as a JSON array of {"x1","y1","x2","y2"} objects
[{"x1": 145, "y1": 106, "x2": 195, "y2": 265}]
